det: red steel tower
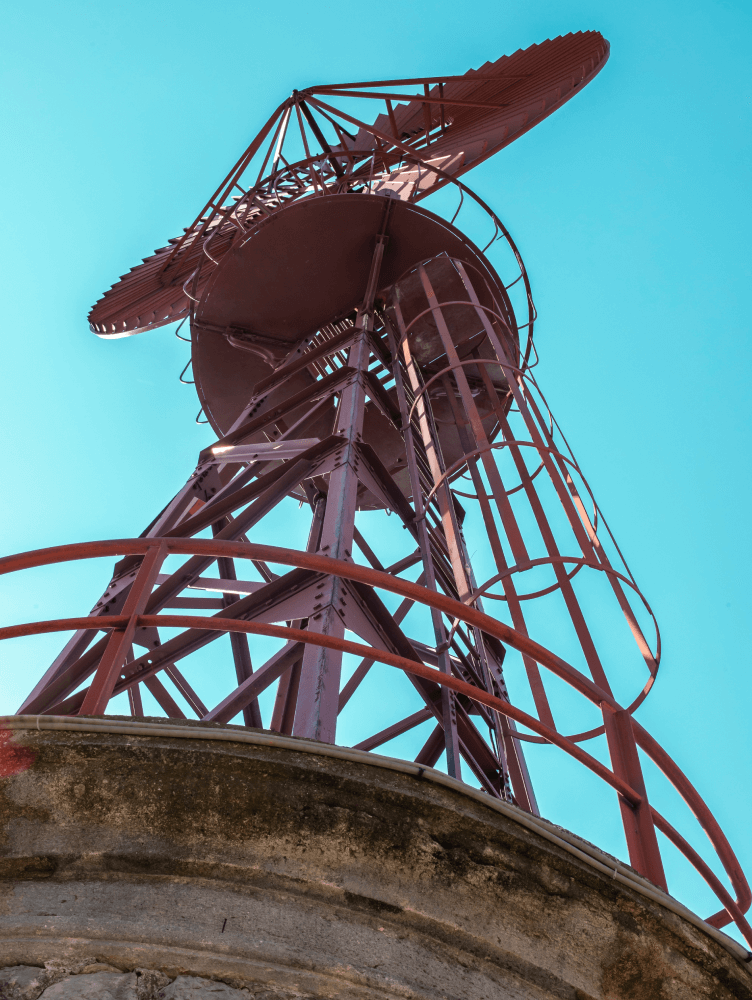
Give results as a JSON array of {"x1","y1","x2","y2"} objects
[{"x1": 2, "y1": 32, "x2": 751, "y2": 960}]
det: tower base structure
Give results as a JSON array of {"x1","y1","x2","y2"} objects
[{"x1": 0, "y1": 719, "x2": 749, "y2": 1000}]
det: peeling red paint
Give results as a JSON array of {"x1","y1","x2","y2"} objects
[{"x1": 0, "y1": 729, "x2": 36, "y2": 777}]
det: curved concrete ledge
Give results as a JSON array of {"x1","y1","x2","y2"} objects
[{"x1": 0, "y1": 717, "x2": 750, "y2": 1000}]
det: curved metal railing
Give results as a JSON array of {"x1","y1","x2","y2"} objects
[{"x1": 0, "y1": 537, "x2": 749, "y2": 950}]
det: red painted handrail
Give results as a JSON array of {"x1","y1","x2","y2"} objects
[{"x1": 0, "y1": 537, "x2": 749, "y2": 948}]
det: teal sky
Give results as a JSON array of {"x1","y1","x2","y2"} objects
[{"x1": 1, "y1": 0, "x2": 750, "y2": 944}]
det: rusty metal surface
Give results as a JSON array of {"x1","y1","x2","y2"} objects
[
  {"x1": 88, "y1": 32, "x2": 605, "y2": 338},
  {"x1": 6, "y1": 30, "x2": 751, "y2": 957},
  {"x1": 193, "y1": 195, "x2": 512, "y2": 478},
  {"x1": 195, "y1": 196, "x2": 508, "y2": 359},
  {"x1": 10, "y1": 242, "x2": 752, "y2": 937}
]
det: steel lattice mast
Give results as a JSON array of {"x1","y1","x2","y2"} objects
[{"x1": 4, "y1": 33, "x2": 752, "y2": 948}]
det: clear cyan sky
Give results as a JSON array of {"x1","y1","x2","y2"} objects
[{"x1": 1, "y1": 0, "x2": 750, "y2": 943}]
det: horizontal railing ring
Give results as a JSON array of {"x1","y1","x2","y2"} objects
[
  {"x1": 407, "y1": 352, "x2": 517, "y2": 420},
  {"x1": 398, "y1": 299, "x2": 518, "y2": 356},
  {"x1": 388, "y1": 255, "x2": 518, "y2": 336},
  {"x1": 422, "y1": 436, "x2": 584, "y2": 510},
  {"x1": 471, "y1": 553, "x2": 660, "y2": 715},
  {"x1": 464, "y1": 551, "x2": 657, "y2": 740},
  {"x1": 480, "y1": 558, "x2": 586, "y2": 603},
  {"x1": 452, "y1": 456, "x2": 546, "y2": 498},
  {"x1": 450, "y1": 381, "x2": 555, "y2": 499},
  {"x1": 511, "y1": 722, "x2": 606, "y2": 745},
  {"x1": 475, "y1": 552, "x2": 654, "y2": 618}
]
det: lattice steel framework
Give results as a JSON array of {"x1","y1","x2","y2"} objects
[{"x1": 3, "y1": 33, "x2": 751, "y2": 950}]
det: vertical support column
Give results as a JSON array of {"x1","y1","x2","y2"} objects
[
  {"x1": 292, "y1": 326, "x2": 370, "y2": 742},
  {"x1": 605, "y1": 707, "x2": 667, "y2": 890},
  {"x1": 293, "y1": 206, "x2": 392, "y2": 742},
  {"x1": 271, "y1": 487, "x2": 325, "y2": 734}
]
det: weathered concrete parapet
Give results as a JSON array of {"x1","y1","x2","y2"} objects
[
  {"x1": 0, "y1": 963, "x2": 247, "y2": 998},
  {"x1": 0, "y1": 718, "x2": 749, "y2": 1000}
]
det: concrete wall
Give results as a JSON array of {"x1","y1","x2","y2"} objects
[{"x1": 0, "y1": 720, "x2": 749, "y2": 1000}]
